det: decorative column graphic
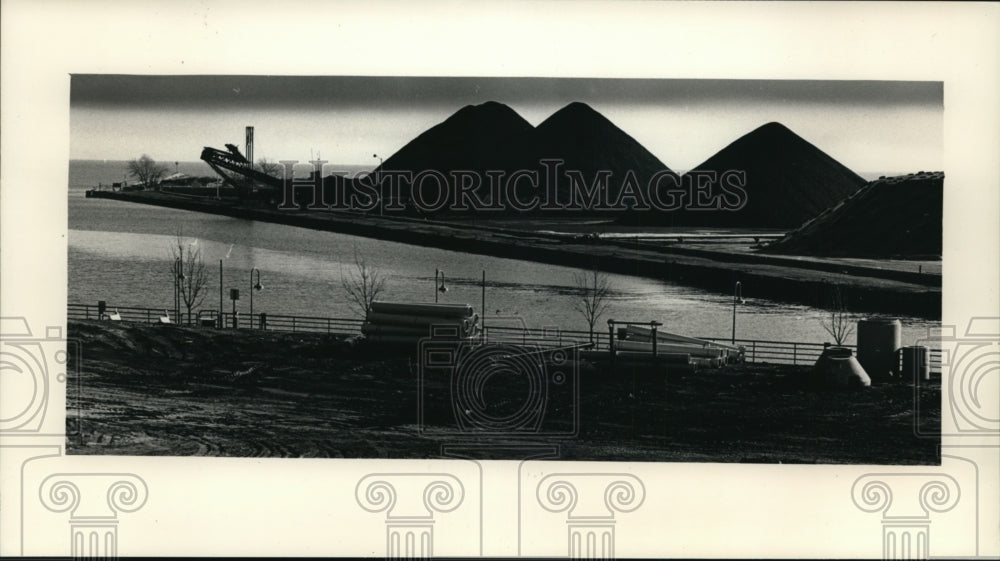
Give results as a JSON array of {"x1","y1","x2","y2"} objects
[
  {"x1": 852, "y1": 473, "x2": 960, "y2": 560},
  {"x1": 1, "y1": 317, "x2": 80, "y2": 556},
  {"x1": 536, "y1": 473, "x2": 645, "y2": 560},
  {"x1": 356, "y1": 473, "x2": 464, "y2": 559},
  {"x1": 39, "y1": 473, "x2": 149, "y2": 560}
]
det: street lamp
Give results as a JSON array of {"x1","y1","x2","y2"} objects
[
  {"x1": 732, "y1": 281, "x2": 745, "y2": 344},
  {"x1": 173, "y1": 258, "x2": 183, "y2": 323},
  {"x1": 218, "y1": 259, "x2": 224, "y2": 328},
  {"x1": 435, "y1": 268, "x2": 448, "y2": 303},
  {"x1": 373, "y1": 154, "x2": 383, "y2": 216},
  {"x1": 249, "y1": 268, "x2": 263, "y2": 328}
]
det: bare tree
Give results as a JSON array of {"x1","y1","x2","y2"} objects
[
  {"x1": 341, "y1": 247, "x2": 387, "y2": 319},
  {"x1": 128, "y1": 154, "x2": 169, "y2": 189},
  {"x1": 821, "y1": 284, "x2": 855, "y2": 346},
  {"x1": 255, "y1": 157, "x2": 282, "y2": 178},
  {"x1": 572, "y1": 268, "x2": 614, "y2": 343},
  {"x1": 171, "y1": 234, "x2": 209, "y2": 325}
]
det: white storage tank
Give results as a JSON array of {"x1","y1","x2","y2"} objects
[
  {"x1": 856, "y1": 318, "x2": 902, "y2": 383},
  {"x1": 899, "y1": 345, "x2": 931, "y2": 382}
]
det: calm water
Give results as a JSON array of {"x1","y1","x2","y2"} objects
[{"x1": 68, "y1": 160, "x2": 937, "y2": 345}]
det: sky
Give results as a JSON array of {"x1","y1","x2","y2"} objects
[{"x1": 70, "y1": 76, "x2": 942, "y2": 174}]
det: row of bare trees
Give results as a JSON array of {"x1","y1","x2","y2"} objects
[
  {"x1": 167, "y1": 230, "x2": 857, "y2": 347},
  {"x1": 170, "y1": 235, "x2": 208, "y2": 324},
  {"x1": 164, "y1": 235, "x2": 614, "y2": 333}
]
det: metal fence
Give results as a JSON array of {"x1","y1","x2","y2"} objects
[
  {"x1": 482, "y1": 324, "x2": 607, "y2": 350},
  {"x1": 67, "y1": 303, "x2": 364, "y2": 336},
  {"x1": 220, "y1": 312, "x2": 363, "y2": 334},
  {"x1": 67, "y1": 303, "x2": 941, "y2": 372},
  {"x1": 700, "y1": 336, "x2": 942, "y2": 373},
  {"x1": 701, "y1": 337, "x2": 837, "y2": 366},
  {"x1": 68, "y1": 303, "x2": 182, "y2": 324}
]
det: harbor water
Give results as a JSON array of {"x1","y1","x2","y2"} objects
[{"x1": 69, "y1": 160, "x2": 938, "y2": 346}]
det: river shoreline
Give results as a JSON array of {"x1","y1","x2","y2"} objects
[{"x1": 85, "y1": 190, "x2": 941, "y2": 319}]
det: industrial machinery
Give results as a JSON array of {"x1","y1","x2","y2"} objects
[{"x1": 199, "y1": 126, "x2": 283, "y2": 205}]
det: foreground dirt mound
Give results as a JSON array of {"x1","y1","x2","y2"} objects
[
  {"x1": 765, "y1": 171, "x2": 943, "y2": 258},
  {"x1": 66, "y1": 320, "x2": 939, "y2": 463}
]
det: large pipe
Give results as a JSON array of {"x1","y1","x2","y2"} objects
[{"x1": 370, "y1": 302, "x2": 474, "y2": 318}]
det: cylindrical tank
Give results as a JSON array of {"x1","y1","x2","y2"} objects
[
  {"x1": 856, "y1": 318, "x2": 902, "y2": 383},
  {"x1": 899, "y1": 345, "x2": 931, "y2": 381}
]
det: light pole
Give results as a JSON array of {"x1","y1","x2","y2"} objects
[
  {"x1": 435, "y1": 269, "x2": 448, "y2": 303},
  {"x1": 173, "y1": 258, "x2": 183, "y2": 323},
  {"x1": 481, "y1": 270, "x2": 486, "y2": 343},
  {"x1": 732, "y1": 281, "x2": 745, "y2": 344},
  {"x1": 219, "y1": 259, "x2": 224, "y2": 328},
  {"x1": 230, "y1": 288, "x2": 240, "y2": 328},
  {"x1": 250, "y1": 268, "x2": 263, "y2": 328},
  {"x1": 373, "y1": 154, "x2": 383, "y2": 216}
]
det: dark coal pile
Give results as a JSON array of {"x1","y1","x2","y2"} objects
[
  {"x1": 360, "y1": 101, "x2": 678, "y2": 216},
  {"x1": 319, "y1": 106, "x2": 872, "y2": 228},
  {"x1": 624, "y1": 122, "x2": 867, "y2": 228},
  {"x1": 765, "y1": 171, "x2": 943, "y2": 259},
  {"x1": 527, "y1": 101, "x2": 679, "y2": 210}
]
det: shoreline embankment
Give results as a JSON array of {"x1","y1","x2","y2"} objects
[{"x1": 85, "y1": 190, "x2": 942, "y2": 319}]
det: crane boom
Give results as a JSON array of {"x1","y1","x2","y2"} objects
[{"x1": 199, "y1": 146, "x2": 283, "y2": 200}]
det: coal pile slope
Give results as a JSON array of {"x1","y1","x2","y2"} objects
[
  {"x1": 530, "y1": 102, "x2": 678, "y2": 206},
  {"x1": 379, "y1": 101, "x2": 534, "y2": 177},
  {"x1": 364, "y1": 101, "x2": 676, "y2": 215},
  {"x1": 630, "y1": 122, "x2": 866, "y2": 228},
  {"x1": 764, "y1": 171, "x2": 943, "y2": 259}
]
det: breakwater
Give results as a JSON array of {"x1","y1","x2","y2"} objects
[{"x1": 86, "y1": 190, "x2": 941, "y2": 318}]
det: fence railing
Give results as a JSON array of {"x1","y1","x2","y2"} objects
[
  {"x1": 67, "y1": 303, "x2": 942, "y2": 372},
  {"x1": 482, "y1": 324, "x2": 607, "y2": 350},
  {"x1": 67, "y1": 303, "x2": 365, "y2": 336},
  {"x1": 700, "y1": 336, "x2": 942, "y2": 373},
  {"x1": 220, "y1": 312, "x2": 364, "y2": 334},
  {"x1": 701, "y1": 337, "x2": 835, "y2": 366},
  {"x1": 68, "y1": 303, "x2": 183, "y2": 324}
]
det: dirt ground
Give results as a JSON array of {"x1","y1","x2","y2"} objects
[{"x1": 66, "y1": 320, "x2": 940, "y2": 464}]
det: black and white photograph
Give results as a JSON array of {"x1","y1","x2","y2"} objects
[
  {"x1": 3, "y1": 2, "x2": 998, "y2": 559},
  {"x1": 68, "y1": 75, "x2": 943, "y2": 462}
]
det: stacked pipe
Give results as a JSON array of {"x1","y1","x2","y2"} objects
[
  {"x1": 621, "y1": 325, "x2": 744, "y2": 367},
  {"x1": 362, "y1": 302, "x2": 479, "y2": 345}
]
